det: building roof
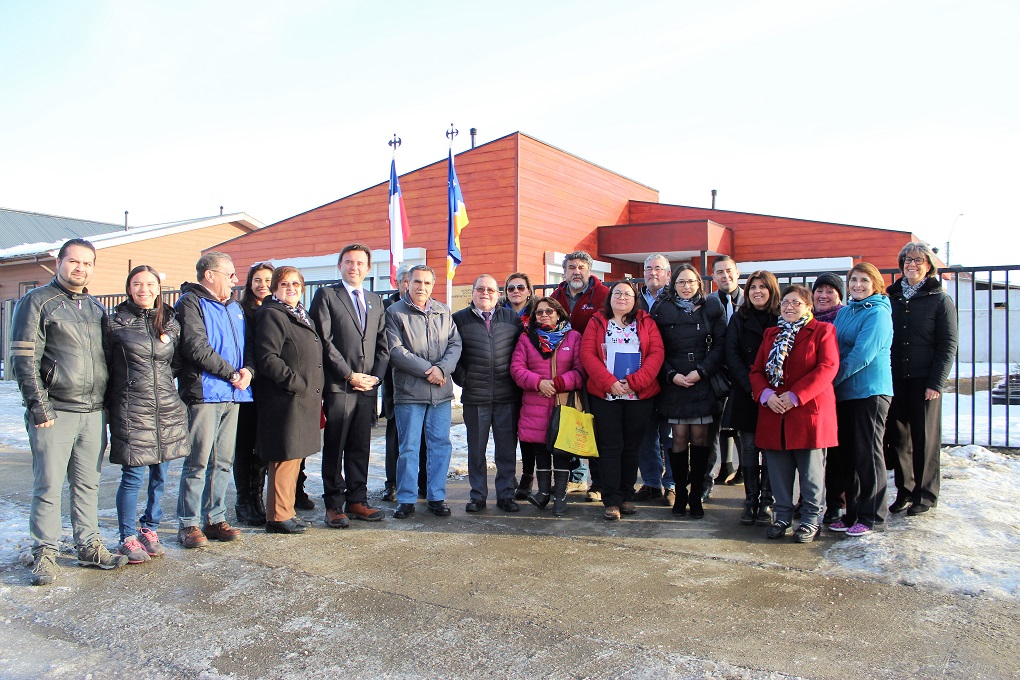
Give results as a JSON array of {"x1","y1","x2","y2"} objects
[
  {"x1": 0, "y1": 212, "x2": 266, "y2": 261},
  {"x1": 0, "y1": 208, "x2": 122, "y2": 250}
]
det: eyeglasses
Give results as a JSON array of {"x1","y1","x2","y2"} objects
[
  {"x1": 675, "y1": 279, "x2": 699, "y2": 287},
  {"x1": 612, "y1": 291, "x2": 635, "y2": 299},
  {"x1": 505, "y1": 284, "x2": 528, "y2": 292},
  {"x1": 211, "y1": 269, "x2": 238, "y2": 280},
  {"x1": 474, "y1": 287, "x2": 497, "y2": 294},
  {"x1": 534, "y1": 308, "x2": 557, "y2": 317},
  {"x1": 644, "y1": 266, "x2": 669, "y2": 274},
  {"x1": 903, "y1": 257, "x2": 926, "y2": 265},
  {"x1": 780, "y1": 300, "x2": 806, "y2": 309}
]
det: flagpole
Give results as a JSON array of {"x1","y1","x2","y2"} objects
[
  {"x1": 387, "y1": 134, "x2": 402, "y2": 289},
  {"x1": 446, "y1": 124, "x2": 458, "y2": 307}
]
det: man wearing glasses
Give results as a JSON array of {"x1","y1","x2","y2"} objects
[
  {"x1": 634, "y1": 254, "x2": 675, "y2": 506},
  {"x1": 452, "y1": 275, "x2": 525, "y2": 513},
  {"x1": 175, "y1": 252, "x2": 254, "y2": 548}
]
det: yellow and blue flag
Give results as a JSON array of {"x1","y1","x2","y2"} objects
[{"x1": 447, "y1": 150, "x2": 469, "y2": 280}]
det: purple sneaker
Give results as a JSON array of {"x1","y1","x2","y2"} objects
[
  {"x1": 828, "y1": 519, "x2": 850, "y2": 533},
  {"x1": 845, "y1": 522, "x2": 872, "y2": 537}
]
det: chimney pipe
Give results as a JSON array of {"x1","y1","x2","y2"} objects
[
  {"x1": 220, "y1": 205, "x2": 224, "y2": 215},
  {"x1": 470, "y1": 128, "x2": 477, "y2": 148},
  {"x1": 124, "y1": 210, "x2": 129, "y2": 230},
  {"x1": 711, "y1": 189, "x2": 717, "y2": 209}
]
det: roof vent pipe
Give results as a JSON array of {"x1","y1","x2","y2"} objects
[
  {"x1": 220, "y1": 205, "x2": 224, "y2": 215},
  {"x1": 711, "y1": 189, "x2": 717, "y2": 210},
  {"x1": 124, "y1": 210, "x2": 129, "y2": 230},
  {"x1": 470, "y1": 128, "x2": 477, "y2": 148}
]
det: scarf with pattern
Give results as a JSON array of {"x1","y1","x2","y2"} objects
[
  {"x1": 530, "y1": 319, "x2": 572, "y2": 358},
  {"x1": 764, "y1": 312, "x2": 812, "y2": 387},
  {"x1": 901, "y1": 278, "x2": 926, "y2": 300},
  {"x1": 272, "y1": 295, "x2": 312, "y2": 328},
  {"x1": 673, "y1": 291, "x2": 704, "y2": 315}
]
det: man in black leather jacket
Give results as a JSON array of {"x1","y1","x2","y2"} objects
[{"x1": 11, "y1": 238, "x2": 127, "y2": 585}]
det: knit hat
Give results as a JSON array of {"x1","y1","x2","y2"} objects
[{"x1": 812, "y1": 272, "x2": 845, "y2": 302}]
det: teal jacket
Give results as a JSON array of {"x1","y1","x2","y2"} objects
[{"x1": 832, "y1": 293, "x2": 893, "y2": 401}]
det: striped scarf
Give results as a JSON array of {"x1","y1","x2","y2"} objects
[
  {"x1": 901, "y1": 279, "x2": 926, "y2": 300},
  {"x1": 272, "y1": 295, "x2": 312, "y2": 328},
  {"x1": 764, "y1": 313, "x2": 812, "y2": 387}
]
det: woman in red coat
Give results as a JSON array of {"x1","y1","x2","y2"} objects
[
  {"x1": 750, "y1": 284, "x2": 839, "y2": 543},
  {"x1": 580, "y1": 281, "x2": 664, "y2": 520}
]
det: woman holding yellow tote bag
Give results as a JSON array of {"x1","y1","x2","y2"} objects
[{"x1": 580, "y1": 281, "x2": 664, "y2": 521}]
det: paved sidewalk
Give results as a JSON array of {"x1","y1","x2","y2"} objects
[{"x1": 0, "y1": 438, "x2": 1015, "y2": 679}]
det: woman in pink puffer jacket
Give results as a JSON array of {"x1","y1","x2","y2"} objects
[{"x1": 510, "y1": 297, "x2": 585, "y2": 516}]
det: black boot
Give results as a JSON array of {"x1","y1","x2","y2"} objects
[
  {"x1": 668, "y1": 447, "x2": 689, "y2": 517},
  {"x1": 688, "y1": 445, "x2": 710, "y2": 519},
  {"x1": 727, "y1": 468, "x2": 744, "y2": 485},
  {"x1": 551, "y1": 468, "x2": 569, "y2": 517},
  {"x1": 295, "y1": 462, "x2": 314, "y2": 510},
  {"x1": 515, "y1": 474, "x2": 534, "y2": 502},
  {"x1": 740, "y1": 466, "x2": 759, "y2": 525},
  {"x1": 756, "y1": 463, "x2": 774, "y2": 526},
  {"x1": 714, "y1": 462, "x2": 734, "y2": 485},
  {"x1": 235, "y1": 494, "x2": 266, "y2": 527},
  {"x1": 528, "y1": 470, "x2": 551, "y2": 509}
]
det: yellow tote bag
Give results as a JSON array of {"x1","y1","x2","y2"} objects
[{"x1": 548, "y1": 392, "x2": 599, "y2": 459}]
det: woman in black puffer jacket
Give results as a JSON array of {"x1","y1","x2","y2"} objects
[
  {"x1": 650, "y1": 264, "x2": 727, "y2": 519},
  {"x1": 104, "y1": 265, "x2": 190, "y2": 564}
]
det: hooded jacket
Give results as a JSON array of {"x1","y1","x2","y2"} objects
[
  {"x1": 103, "y1": 301, "x2": 190, "y2": 466},
  {"x1": 833, "y1": 293, "x2": 893, "y2": 401},
  {"x1": 551, "y1": 276, "x2": 609, "y2": 334},
  {"x1": 174, "y1": 282, "x2": 254, "y2": 405},
  {"x1": 579, "y1": 310, "x2": 664, "y2": 400}
]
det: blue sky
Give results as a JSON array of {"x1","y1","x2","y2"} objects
[{"x1": 1, "y1": 0, "x2": 1016, "y2": 265}]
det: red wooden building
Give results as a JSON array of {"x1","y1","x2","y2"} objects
[{"x1": 213, "y1": 131, "x2": 925, "y2": 302}]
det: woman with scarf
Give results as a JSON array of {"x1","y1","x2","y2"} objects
[
  {"x1": 580, "y1": 280, "x2": 664, "y2": 521},
  {"x1": 830, "y1": 263, "x2": 894, "y2": 537},
  {"x1": 510, "y1": 297, "x2": 585, "y2": 517},
  {"x1": 750, "y1": 284, "x2": 839, "y2": 543},
  {"x1": 254, "y1": 266, "x2": 325, "y2": 534},
  {"x1": 724, "y1": 270, "x2": 780, "y2": 527},
  {"x1": 500, "y1": 272, "x2": 536, "y2": 500},
  {"x1": 650, "y1": 264, "x2": 727, "y2": 519},
  {"x1": 886, "y1": 242, "x2": 958, "y2": 517}
]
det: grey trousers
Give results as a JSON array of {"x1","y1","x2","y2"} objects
[
  {"x1": 178, "y1": 402, "x2": 239, "y2": 528},
  {"x1": 27, "y1": 410, "x2": 106, "y2": 551},
  {"x1": 764, "y1": 447, "x2": 825, "y2": 526},
  {"x1": 463, "y1": 402, "x2": 518, "y2": 502}
]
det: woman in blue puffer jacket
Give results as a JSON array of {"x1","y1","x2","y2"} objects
[{"x1": 830, "y1": 262, "x2": 893, "y2": 537}]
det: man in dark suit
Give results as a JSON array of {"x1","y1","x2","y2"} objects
[
  {"x1": 311, "y1": 244, "x2": 390, "y2": 527},
  {"x1": 705, "y1": 255, "x2": 744, "y2": 498}
]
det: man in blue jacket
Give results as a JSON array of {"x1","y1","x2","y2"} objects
[{"x1": 175, "y1": 252, "x2": 254, "y2": 548}]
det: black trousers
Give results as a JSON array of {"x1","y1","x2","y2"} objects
[
  {"x1": 232, "y1": 402, "x2": 265, "y2": 499},
  {"x1": 836, "y1": 396, "x2": 891, "y2": 528},
  {"x1": 886, "y1": 378, "x2": 943, "y2": 507},
  {"x1": 589, "y1": 396, "x2": 654, "y2": 507},
  {"x1": 322, "y1": 391, "x2": 376, "y2": 509}
]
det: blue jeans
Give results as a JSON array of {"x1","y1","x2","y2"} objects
[
  {"x1": 117, "y1": 462, "x2": 169, "y2": 541},
  {"x1": 394, "y1": 401, "x2": 452, "y2": 504},
  {"x1": 178, "y1": 402, "x2": 239, "y2": 528},
  {"x1": 638, "y1": 412, "x2": 674, "y2": 489}
]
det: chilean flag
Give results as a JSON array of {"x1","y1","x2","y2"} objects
[{"x1": 388, "y1": 159, "x2": 411, "y2": 285}]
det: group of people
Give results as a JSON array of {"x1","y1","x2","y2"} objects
[{"x1": 12, "y1": 238, "x2": 957, "y2": 587}]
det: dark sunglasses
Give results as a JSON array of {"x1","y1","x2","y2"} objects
[{"x1": 505, "y1": 284, "x2": 529, "y2": 292}]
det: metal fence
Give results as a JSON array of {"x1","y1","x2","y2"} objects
[{"x1": 3, "y1": 267, "x2": 1017, "y2": 448}]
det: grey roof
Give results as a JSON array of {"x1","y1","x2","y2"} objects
[{"x1": 0, "y1": 208, "x2": 123, "y2": 250}]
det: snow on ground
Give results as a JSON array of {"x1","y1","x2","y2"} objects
[
  {"x1": 0, "y1": 380, "x2": 1017, "y2": 601},
  {"x1": 943, "y1": 392, "x2": 1020, "y2": 447}
]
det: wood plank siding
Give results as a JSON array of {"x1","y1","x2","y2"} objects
[{"x1": 627, "y1": 202, "x2": 918, "y2": 271}]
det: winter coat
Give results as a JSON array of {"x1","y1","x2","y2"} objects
[
  {"x1": 579, "y1": 311, "x2": 664, "y2": 400},
  {"x1": 452, "y1": 305, "x2": 524, "y2": 404},
  {"x1": 833, "y1": 294, "x2": 894, "y2": 401},
  {"x1": 10, "y1": 278, "x2": 108, "y2": 424},
  {"x1": 650, "y1": 294, "x2": 727, "y2": 419},
  {"x1": 510, "y1": 330, "x2": 585, "y2": 444},
  {"x1": 724, "y1": 307, "x2": 778, "y2": 433},
  {"x1": 750, "y1": 319, "x2": 839, "y2": 450},
  {"x1": 551, "y1": 276, "x2": 610, "y2": 334},
  {"x1": 103, "y1": 301, "x2": 190, "y2": 467},
  {"x1": 385, "y1": 297, "x2": 462, "y2": 405},
  {"x1": 887, "y1": 277, "x2": 958, "y2": 391},
  {"x1": 175, "y1": 282, "x2": 254, "y2": 405},
  {"x1": 254, "y1": 299, "x2": 325, "y2": 461}
]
